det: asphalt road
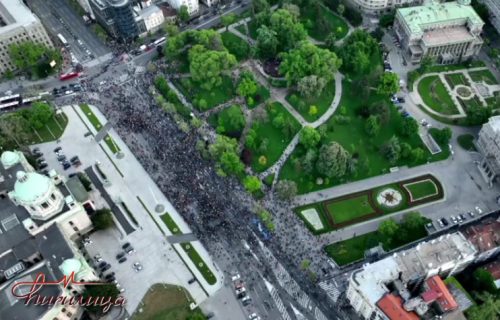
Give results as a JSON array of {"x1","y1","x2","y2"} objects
[{"x1": 26, "y1": 0, "x2": 109, "y2": 66}]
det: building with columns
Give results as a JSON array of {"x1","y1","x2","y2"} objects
[
  {"x1": 0, "y1": 150, "x2": 99, "y2": 319},
  {"x1": 394, "y1": 0, "x2": 484, "y2": 65},
  {"x1": 348, "y1": 0, "x2": 424, "y2": 15},
  {"x1": 475, "y1": 116, "x2": 500, "y2": 185}
]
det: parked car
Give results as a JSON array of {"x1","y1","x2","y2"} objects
[
  {"x1": 94, "y1": 254, "x2": 102, "y2": 262},
  {"x1": 122, "y1": 242, "x2": 131, "y2": 249},
  {"x1": 235, "y1": 287, "x2": 246, "y2": 295},
  {"x1": 188, "y1": 278, "x2": 196, "y2": 284},
  {"x1": 468, "y1": 211, "x2": 475, "y2": 218},
  {"x1": 231, "y1": 274, "x2": 241, "y2": 282},
  {"x1": 63, "y1": 162, "x2": 71, "y2": 170},
  {"x1": 450, "y1": 216, "x2": 458, "y2": 224},
  {"x1": 57, "y1": 154, "x2": 67, "y2": 161},
  {"x1": 116, "y1": 252, "x2": 125, "y2": 260},
  {"x1": 459, "y1": 214, "x2": 467, "y2": 221},
  {"x1": 118, "y1": 256, "x2": 127, "y2": 264},
  {"x1": 38, "y1": 162, "x2": 48, "y2": 169},
  {"x1": 100, "y1": 264, "x2": 111, "y2": 272},
  {"x1": 54, "y1": 147, "x2": 62, "y2": 153},
  {"x1": 70, "y1": 156, "x2": 79, "y2": 163},
  {"x1": 98, "y1": 261, "x2": 107, "y2": 268},
  {"x1": 441, "y1": 218, "x2": 449, "y2": 226},
  {"x1": 475, "y1": 206, "x2": 483, "y2": 214},
  {"x1": 133, "y1": 262, "x2": 143, "y2": 271},
  {"x1": 438, "y1": 219, "x2": 444, "y2": 228}
]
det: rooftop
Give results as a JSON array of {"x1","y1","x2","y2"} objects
[
  {"x1": 397, "y1": 1, "x2": 484, "y2": 35},
  {"x1": 351, "y1": 257, "x2": 400, "y2": 305},
  {"x1": 462, "y1": 219, "x2": 500, "y2": 253},
  {"x1": 395, "y1": 233, "x2": 476, "y2": 282},
  {"x1": 0, "y1": 0, "x2": 41, "y2": 35},
  {"x1": 377, "y1": 294, "x2": 419, "y2": 320},
  {"x1": 421, "y1": 26, "x2": 474, "y2": 47},
  {"x1": 426, "y1": 276, "x2": 458, "y2": 312}
]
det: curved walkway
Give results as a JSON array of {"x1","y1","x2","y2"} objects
[{"x1": 411, "y1": 67, "x2": 492, "y2": 119}]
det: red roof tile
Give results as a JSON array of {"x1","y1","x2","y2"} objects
[
  {"x1": 377, "y1": 294, "x2": 420, "y2": 320},
  {"x1": 426, "y1": 276, "x2": 458, "y2": 312},
  {"x1": 422, "y1": 290, "x2": 441, "y2": 303}
]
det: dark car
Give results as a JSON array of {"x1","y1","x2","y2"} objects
[
  {"x1": 118, "y1": 257, "x2": 127, "y2": 264},
  {"x1": 36, "y1": 158, "x2": 46, "y2": 164},
  {"x1": 68, "y1": 172, "x2": 78, "y2": 178},
  {"x1": 116, "y1": 252, "x2": 126, "y2": 260},
  {"x1": 188, "y1": 278, "x2": 196, "y2": 284},
  {"x1": 73, "y1": 160, "x2": 82, "y2": 167},
  {"x1": 397, "y1": 97, "x2": 405, "y2": 103},
  {"x1": 237, "y1": 292, "x2": 246, "y2": 299},
  {"x1": 33, "y1": 151, "x2": 43, "y2": 158},
  {"x1": 459, "y1": 214, "x2": 467, "y2": 221},
  {"x1": 63, "y1": 162, "x2": 71, "y2": 170},
  {"x1": 104, "y1": 272, "x2": 115, "y2": 279},
  {"x1": 54, "y1": 147, "x2": 62, "y2": 153},
  {"x1": 441, "y1": 218, "x2": 449, "y2": 226},
  {"x1": 41, "y1": 169, "x2": 49, "y2": 176},
  {"x1": 122, "y1": 242, "x2": 131, "y2": 250},
  {"x1": 57, "y1": 155, "x2": 67, "y2": 161},
  {"x1": 100, "y1": 264, "x2": 111, "y2": 272},
  {"x1": 70, "y1": 156, "x2": 79, "y2": 163},
  {"x1": 106, "y1": 276, "x2": 116, "y2": 282},
  {"x1": 98, "y1": 261, "x2": 107, "y2": 268},
  {"x1": 125, "y1": 245, "x2": 134, "y2": 254},
  {"x1": 38, "y1": 163, "x2": 48, "y2": 169}
]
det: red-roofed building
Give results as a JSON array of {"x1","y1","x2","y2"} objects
[
  {"x1": 377, "y1": 294, "x2": 420, "y2": 320},
  {"x1": 425, "y1": 276, "x2": 458, "y2": 313},
  {"x1": 462, "y1": 220, "x2": 500, "y2": 262}
]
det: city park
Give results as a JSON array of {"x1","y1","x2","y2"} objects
[{"x1": 1, "y1": 0, "x2": 499, "y2": 268}]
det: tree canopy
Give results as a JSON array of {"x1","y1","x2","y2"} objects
[
  {"x1": 299, "y1": 126, "x2": 321, "y2": 149},
  {"x1": 9, "y1": 42, "x2": 62, "y2": 78},
  {"x1": 316, "y1": 141, "x2": 351, "y2": 178},
  {"x1": 377, "y1": 72, "x2": 399, "y2": 96},
  {"x1": 188, "y1": 45, "x2": 236, "y2": 90},
  {"x1": 23, "y1": 102, "x2": 54, "y2": 130},
  {"x1": 280, "y1": 41, "x2": 341, "y2": 86},
  {"x1": 338, "y1": 30, "x2": 378, "y2": 74},
  {"x1": 91, "y1": 209, "x2": 114, "y2": 230},
  {"x1": 268, "y1": 8, "x2": 307, "y2": 52},
  {"x1": 256, "y1": 25, "x2": 279, "y2": 58}
]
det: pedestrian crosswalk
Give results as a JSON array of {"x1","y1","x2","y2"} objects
[
  {"x1": 264, "y1": 279, "x2": 292, "y2": 320},
  {"x1": 318, "y1": 280, "x2": 341, "y2": 303}
]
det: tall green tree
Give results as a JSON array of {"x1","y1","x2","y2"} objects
[
  {"x1": 378, "y1": 218, "x2": 400, "y2": 246},
  {"x1": 275, "y1": 180, "x2": 298, "y2": 200},
  {"x1": 25, "y1": 102, "x2": 54, "y2": 130},
  {"x1": 269, "y1": 9, "x2": 307, "y2": 51},
  {"x1": 252, "y1": 0, "x2": 270, "y2": 14},
  {"x1": 466, "y1": 292, "x2": 500, "y2": 320},
  {"x1": 381, "y1": 136, "x2": 401, "y2": 164},
  {"x1": 179, "y1": 5, "x2": 190, "y2": 22},
  {"x1": 188, "y1": 45, "x2": 236, "y2": 90},
  {"x1": 399, "y1": 117, "x2": 418, "y2": 137},
  {"x1": 91, "y1": 209, "x2": 114, "y2": 230},
  {"x1": 237, "y1": 76, "x2": 258, "y2": 98},
  {"x1": 244, "y1": 175, "x2": 262, "y2": 194},
  {"x1": 377, "y1": 72, "x2": 400, "y2": 96},
  {"x1": 280, "y1": 41, "x2": 341, "y2": 86},
  {"x1": 9, "y1": 42, "x2": 62, "y2": 78},
  {"x1": 338, "y1": 30, "x2": 378, "y2": 74},
  {"x1": 365, "y1": 115, "x2": 380, "y2": 136},
  {"x1": 297, "y1": 75, "x2": 327, "y2": 98},
  {"x1": 299, "y1": 126, "x2": 321, "y2": 149},
  {"x1": 221, "y1": 13, "x2": 237, "y2": 31},
  {"x1": 316, "y1": 141, "x2": 351, "y2": 178},
  {"x1": 256, "y1": 25, "x2": 279, "y2": 58},
  {"x1": 81, "y1": 284, "x2": 119, "y2": 314}
]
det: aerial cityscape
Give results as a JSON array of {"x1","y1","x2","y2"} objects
[{"x1": 0, "y1": 0, "x2": 499, "y2": 319}]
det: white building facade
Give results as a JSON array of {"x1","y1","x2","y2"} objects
[
  {"x1": 476, "y1": 116, "x2": 500, "y2": 184},
  {"x1": 166, "y1": 0, "x2": 199, "y2": 15},
  {"x1": 348, "y1": 0, "x2": 424, "y2": 14},
  {"x1": 0, "y1": 0, "x2": 54, "y2": 75}
]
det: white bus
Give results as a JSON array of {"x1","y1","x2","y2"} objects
[{"x1": 57, "y1": 33, "x2": 69, "y2": 47}]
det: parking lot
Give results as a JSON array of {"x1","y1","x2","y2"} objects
[{"x1": 26, "y1": 0, "x2": 109, "y2": 65}]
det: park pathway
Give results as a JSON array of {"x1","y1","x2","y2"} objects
[{"x1": 257, "y1": 72, "x2": 344, "y2": 184}]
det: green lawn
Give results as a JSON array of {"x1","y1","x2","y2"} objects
[
  {"x1": 468, "y1": 69, "x2": 498, "y2": 85},
  {"x1": 326, "y1": 195, "x2": 374, "y2": 224},
  {"x1": 79, "y1": 104, "x2": 120, "y2": 154},
  {"x1": 325, "y1": 232, "x2": 382, "y2": 266},
  {"x1": 286, "y1": 81, "x2": 336, "y2": 122},
  {"x1": 174, "y1": 76, "x2": 235, "y2": 111},
  {"x1": 221, "y1": 31, "x2": 250, "y2": 61},
  {"x1": 35, "y1": 113, "x2": 68, "y2": 143},
  {"x1": 131, "y1": 284, "x2": 205, "y2": 320},
  {"x1": 459, "y1": 96, "x2": 483, "y2": 110},
  {"x1": 325, "y1": 223, "x2": 429, "y2": 266},
  {"x1": 300, "y1": 5, "x2": 349, "y2": 41},
  {"x1": 160, "y1": 213, "x2": 182, "y2": 235},
  {"x1": 444, "y1": 72, "x2": 469, "y2": 88},
  {"x1": 403, "y1": 180, "x2": 437, "y2": 201},
  {"x1": 457, "y1": 134, "x2": 476, "y2": 151},
  {"x1": 181, "y1": 242, "x2": 217, "y2": 285},
  {"x1": 280, "y1": 79, "x2": 443, "y2": 194},
  {"x1": 249, "y1": 102, "x2": 300, "y2": 172},
  {"x1": 158, "y1": 213, "x2": 216, "y2": 285},
  {"x1": 418, "y1": 75, "x2": 459, "y2": 115}
]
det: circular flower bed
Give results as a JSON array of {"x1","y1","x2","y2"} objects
[
  {"x1": 376, "y1": 188, "x2": 403, "y2": 208},
  {"x1": 456, "y1": 86, "x2": 473, "y2": 99}
]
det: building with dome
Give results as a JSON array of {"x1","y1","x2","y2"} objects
[
  {"x1": 394, "y1": 0, "x2": 484, "y2": 64},
  {"x1": 0, "y1": 150, "x2": 97, "y2": 320}
]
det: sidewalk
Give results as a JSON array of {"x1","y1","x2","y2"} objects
[{"x1": 70, "y1": 105, "x2": 224, "y2": 297}]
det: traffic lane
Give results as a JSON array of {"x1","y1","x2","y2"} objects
[
  {"x1": 193, "y1": 2, "x2": 250, "y2": 30},
  {"x1": 51, "y1": 0, "x2": 109, "y2": 57}
]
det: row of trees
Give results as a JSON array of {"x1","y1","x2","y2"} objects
[{"x1": 377, "y1": 212, "x2": 429, "y2": 248}]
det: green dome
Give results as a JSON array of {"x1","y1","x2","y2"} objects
[
  {"x1": 1, "y1": 151, "x2": 20, "y2": 168},
  {"x1": 59, "y1": 258, "x2": 82, "y2": 277},
  {"x1": 13, "y1": 171, "x2": 52, "y2": 204}
]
